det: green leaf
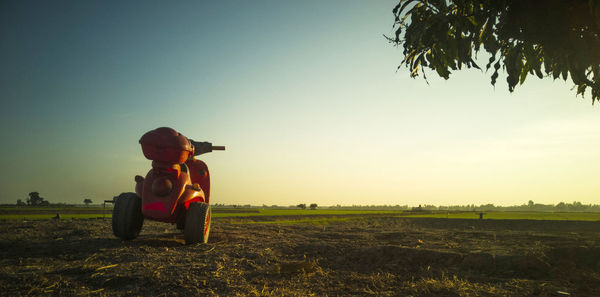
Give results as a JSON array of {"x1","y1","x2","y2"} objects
[
  {"x1": 478, "y1": 19, "x2": 489, "y2": 42},
  {"x1": 577, "y1": 84, "x2": 587, "y2": 96},
  {"x1": 561, "y1": 66, "x2": 568, "y2": 81},
  {"x1": 520, "y1": 65, "x2": 528, "y2": 85},
  {"x1": 394, "y1": 0, "x2": 419, "y2": 17}
]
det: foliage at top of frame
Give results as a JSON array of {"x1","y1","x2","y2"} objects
[{"x1": 390, "y1": 0, "x2": 600, "y2": 103}]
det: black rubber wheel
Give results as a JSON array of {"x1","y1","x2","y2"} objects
[
  {"x1": 176, "y1": 212, "x2": 186, "y2": 230},
  {"x1": 184, "y1": 202, "x2": 211, "y2": 244},
  {"x1": 112, "y1": 192, "x2": 144, "y2": 240}
]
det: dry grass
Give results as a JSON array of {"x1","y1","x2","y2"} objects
[{"x1": 1, "y1": 216, "x2": 599, "y2": 296}]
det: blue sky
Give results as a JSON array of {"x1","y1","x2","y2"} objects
[{"x1": 1, "y1": 0, "x2": 599, "y2": 206}]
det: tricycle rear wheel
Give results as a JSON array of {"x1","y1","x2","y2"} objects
[
  {"x1": 184, "y1": 202, "x2": 211, "y2": 244},
  {"x1": 112, "y1": 192, "x2": 144, "y2": 240},
  {"x1": 176, "y1": 212, "x2": 185, "y2": 230}
]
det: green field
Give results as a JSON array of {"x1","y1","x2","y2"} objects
[
  {"x1": 2, "y1": 207, "x2": 600, "y2": 221},
  {"x1": 0, "y1": 214, "x2": 110, "y2": 220},
  {"x1": 403, "y1": 211, "x2": 600, "y2": 221},
  {"x1": 215, "y1": 209, "x2": 401, "y2": 217},
  {"x1": 0, "y1": 208, "x2": 401, "y2": 220},
  {"x1": 0, "y1": 206, "x2": 106, "y2": 212}
]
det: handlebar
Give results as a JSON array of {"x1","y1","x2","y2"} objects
[{"x1": 189, "y1": 140, "x2": 226, "y2": 156}]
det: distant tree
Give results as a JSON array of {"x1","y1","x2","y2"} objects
[
  {"x1": 83, "y1": 198, "x2": 93, "y2": 206},
  {"x1": 571, "y1": 201, "x2": 585, "y2": 211},
  {"x1": 390, "y1": 0, "x2": 600, "y2": 103},
  {"x1": 528, "y1": 200, "x2": 534, "y2": 208},
  {"x1": 297, "y1": 203, "x2": 307, "y2": 210},
  {"x1": 309, "y1": 203, "x2": 318, "y2": 210},
  {"x1": 16, "y1": 199, "x2": 26, "y2": 206},
  {"x1": 27, "y1": 192, "x2": 47, "y2": 206}
]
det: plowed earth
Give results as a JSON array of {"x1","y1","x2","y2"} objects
[{"x1": 1, "y1": 215, "x2": 599, "y2": 296}]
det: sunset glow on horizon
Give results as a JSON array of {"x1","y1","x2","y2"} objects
[{"x1": 1, "y1": 0, "x2": 599, "y2": 207}]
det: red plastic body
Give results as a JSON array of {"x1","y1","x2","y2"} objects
[
  {"x1": 140, "y1": 127, "x2": 193, "y2": 164},
  {"x1": 135, "y1": 127, "x2": 211, "y2": 223},
  {"x1": 186, "y1": 158, "x2": 211, "y2": 204}
]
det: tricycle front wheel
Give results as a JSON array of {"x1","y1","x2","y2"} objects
[{"x1": 184, "y1": 202, "x2": 211, "y2": 244}]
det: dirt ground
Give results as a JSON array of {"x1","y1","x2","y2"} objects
[{"x1": 1, "y1": 215, "x2": 599, "y2": 296}]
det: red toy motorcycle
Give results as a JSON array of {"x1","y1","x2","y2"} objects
[{"x1": 112, "y1": 127, "x2": 224, "y2": 244}]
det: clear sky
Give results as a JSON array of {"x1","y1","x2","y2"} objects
[{"x1": 1, "y1": 0, "x2": 599, "y2": 206}]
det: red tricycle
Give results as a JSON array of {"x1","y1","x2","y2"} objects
[{"x1": 111, "y1": 127, "x2": 225, "y2": 244}]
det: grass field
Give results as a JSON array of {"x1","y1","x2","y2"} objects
[
  {"x1": 2, "y1": 214, "x2": 600, "y2": 296},
  {"x1": 0, "y1": 214, "x2": 111, "y2": 220},
  {"x1": 0, "y1": 208, "x2": 402, "y2": 220},
  {"x1": 403, "y1": 211, "x2": 600, "y2": 221},
  {"x1": 2, "y1": 207, "x2": 600, "y2": 222},
  {"x1": 0, "y1": 206, "x2": 105, "y2": 211}
]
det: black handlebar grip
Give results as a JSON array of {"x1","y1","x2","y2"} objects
[{"x1": 189, "y1": 140, "x2": 225, "y2": 155}]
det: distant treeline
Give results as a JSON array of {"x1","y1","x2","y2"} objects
[
  {"x1": 213, "y1": 201, "x2": 600, "y2": 212},
  {"x1": 4, "y1": 201, "x2": 599, "y2": 212},
  {"x1": 404, "y1": 201, "x2": 600, "y2": 212}
]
